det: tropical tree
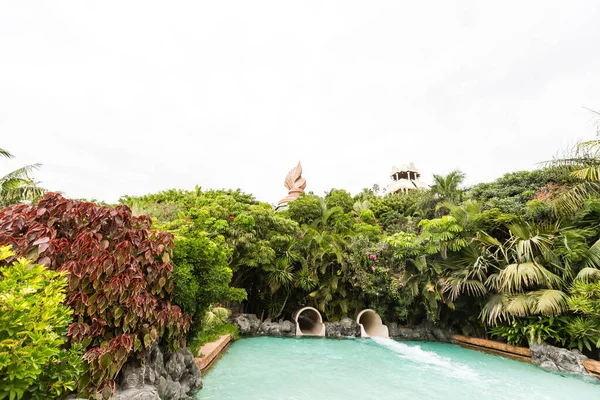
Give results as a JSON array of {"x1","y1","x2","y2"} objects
[
  {"x1": 0, "y1": 147, "x2": 46, "y2": 207},
  {"x1": 325, "y1": 189, "x2": 354, "y2": 213},
  {"x1": 296, "y1": 202, "x2": 355, "y2": 319},
  {"x1": 430, "y1": 170, "x2": 466, "y2": 203},
  {"x1": 468, "y1": 168, "x2": 569, "y2": 215},
  {"x1": 550, "y1": 109, "x2": 600, "y2": 215}
]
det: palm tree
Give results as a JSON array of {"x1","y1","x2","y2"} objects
[
  {"x1": 436, "y1": 200, "x2": 482, "y2": 231},
  {"x1": 551, "y1": 109, "x2": 600, "y2": 215},
  {"x1": 438, "y1": 219, "x2": 593, "y2": 326},
  {"x1": 1, "y1": 147, "x2": 46, "y2": 208},
  {"x1": 467, "y1": 222, "x2": 572, "y2": 325},
  {"x1": 292, "y1": 202, "x2": 358, "y2": 319},
  {"x1": 431, "y1": 170, "x2": 466, "y2": 203}
]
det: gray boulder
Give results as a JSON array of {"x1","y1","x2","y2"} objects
[
  {"x1": 530, "y1": 342, "x2": 589, "y2": 375},
  {"x1": 280, "y1": 320, "x2": 296, "y2": 337},
  {"x1": 258, "y1": 321, "x2": 282, "y2": 336},
  {"x1": 325, "y1": 318, "x2": 360, "y2": 338},
  {"x1": 114, "y1": 386, "x2": 160, "y2": 400},
  {"x1": 432, "y1": 327, "x2": 454, "y2": 342},
  {"x1": 146, "y1": 345, "x2": 166, "y2": 379},
  {"x1": 156, "y1": 376, "x2": 168, "y2": 398},
  {"x1": 177, "y1": 348, "x2": 203, "y2": 394},
  {"x1": 114, "y1": 345, "x2": 203, "y2": 400},
  {"x1": 387, "y1": 322, "x2": 399, "y2": 338},
  {"x1": 180, "y1": 348, "x2": 196, "y2": 368},
  {"x1": 391, "y1": 325, "x2": 431, "y2": 340},
  {"x1": 120, "y1": 363, "x2": 145, "y2": 390},
  {"x1": 388, "y1": 322, "x2": 454, "y2": 342},
  {"x1": 162, "y1": 379, "x2": 185, "y2": 400},
  {"x1": 165, "y1": 352, "x2": 185, "y2": 381},
  {"x1": 232, "y1": 314, "x2": 261, "y2": 335},
  {"x1": 180, "y1": 369, "x2": 203, "y2": 394},
  {"x1": 339, "y1": 317, "x2": 360, "y2": 337},
  {"x1": 324, "y1": 321, "x2": 342, "y2": 337}
]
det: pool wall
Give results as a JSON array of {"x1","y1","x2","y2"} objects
[
  {"x1": 454, "y1": 334, "x2": 531, "y2": 363},
  {"x1": 194, "y1": 334, "x2": 233, "y2": 374}
]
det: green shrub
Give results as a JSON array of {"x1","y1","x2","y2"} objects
[
  {"x1": 489, "y1": 316, "x2": 568, "y2": 347},
  {"x1": 172, "y1": 236, "x2": 246, "y2": 336},
  {"x1": 566, "y1": 280, "x2": 600, "y2": 352},
  {"x1": 202, "y1": 306, "x2": 232, "y2": 327},
  {"x1": 0, "y1": 246, "x2": 83, "y2": 400},
  {"x1": 188, "y1": 323, "x2": 240, "y2": 356}
]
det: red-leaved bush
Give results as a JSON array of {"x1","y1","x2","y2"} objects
[{"x1": 0, "y1": 193, "x2": 191, "y2": 398}]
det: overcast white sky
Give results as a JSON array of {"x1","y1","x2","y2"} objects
[{"x1": 1, "y1": 1, "x2": 599, "y2": 205}]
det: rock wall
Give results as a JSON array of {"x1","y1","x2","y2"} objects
[
  {"x1": 387, "y1": 322, "x2": 455, "y2": 343},
  {"x1": 530, "y1": 342, "x2": 589, "y2": 375},
  {"x1": 232, "y1": 314, "x2": 454, "y2": 341},
  {"x1": 258, "y1": 319, "x2": 296, "y2": 336},
  {"x1": 232, "y1": 314, "x2": 261, "y2": 335},
  {"x1": 114, "y1": 345, "x2": 202, "y2": 400},
  {"x1": 232, "y1": 314, "x2": 297, "y2": 337},
  {"x1": 325, "y1": 318, "x2": 360, "y2": 337},
  {"x1": 233, "y1": 314, "x2": 362, "y2": 338}
]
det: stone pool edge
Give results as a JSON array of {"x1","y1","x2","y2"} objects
[{"x1": 194, "y1": 334, "x2": 233, "y2": 374}]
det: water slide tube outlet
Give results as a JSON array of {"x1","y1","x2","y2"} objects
[
  {"x1": 293, "y1": 307, "x2": 326, "y2": 337},
  {"x1": 356, "y1": 309, "x2": 389, "y2": 338}
]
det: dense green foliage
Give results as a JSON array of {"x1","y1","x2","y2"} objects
[
  {"x1": 172, "y1": 235, "x2": 246, "y2": 333},
  {"x1": 0, "y1": 246, "x2": 83, "y2": 400},
  {"x1": 468, "y1": 168, "x2": 571, "y2": 215},
  {"x1": 120, "y1": 129, "x2": 600, "y2": 360},
  {"x1": 0, "y1": 194, "x2": 190, "y2": 398}
]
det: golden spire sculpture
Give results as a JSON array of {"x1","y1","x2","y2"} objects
[{"x1": 276, "y1": 161, "x2": 306, "y2": 210}]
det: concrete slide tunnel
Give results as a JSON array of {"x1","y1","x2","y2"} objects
[
  {"x1": 356, "y1": 309, "x2": 389, "y2": 338},
  {"x1": 293, "y1": 307, "x2": 326, "y2": 337}
]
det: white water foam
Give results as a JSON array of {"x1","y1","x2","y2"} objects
[{"x1": 370, "y1": 336, "x2": 480, "y2": 381}]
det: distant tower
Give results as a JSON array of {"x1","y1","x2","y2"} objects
[
  {"x1": 275, "y1": 161, "x2": 306, "y2": 211},
  {"x1": 387, "y1": 162, "x2": 428, "y2": 194}
]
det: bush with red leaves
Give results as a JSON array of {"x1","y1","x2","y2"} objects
[{"x1": 0, "y1": 193, "x2": 191, "y2": 398}]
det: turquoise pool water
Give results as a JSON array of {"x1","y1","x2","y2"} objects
[{"x1": 197, "y1": 337, "x2": 600, "y2": 399}]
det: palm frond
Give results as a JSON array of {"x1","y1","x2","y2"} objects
[
  {"x1": 1, "y1": 164, "x2": 41, "y2": 181},
  {"x1": 553, "y1": 181, "x2": 600, "y2": 216},
  {"x1": 491, "y1": 262, "x2": 562, "y2": 293},
  {"x1": 481, "y1": 294, "x2": 509, "y2": 326},
  {"x1": 202, "y1": 306, "x2": 231, "y2": 327},
  {"x1": 440, "y1": 277, "x2": 487, "y2": 302},
  {"x1": 572, "y1": 165, "x2": 600, "y2": 182},
  {"x1": 584, "y1": 240, "x2": 600, "y2": 269},
  {"x1": 506, "y1": 293, "x2": 536, "y2": 317},
  {"x1": 574, "y1": 267, "x2": 600, "y2": 282},
  {"x1": 533, "y1": 289, "x2": 568, "y2": 316},
  {"x1": 266, "y1": 258, "x2": 294, "y2": 293},
  {"x1": 507, "y1": 222, "x2": 555, "y2": 263},
  {"x1": 0, "y1": 148, "x2": 14, "y2": 159}
]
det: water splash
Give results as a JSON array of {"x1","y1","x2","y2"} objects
[{"x1": 370, "y1": 337, "x2": 480, "y2": 381}]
